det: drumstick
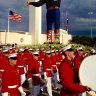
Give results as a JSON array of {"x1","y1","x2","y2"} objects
[{"x1": 91, "y1": 89, "x2": 96, "y2": 93}]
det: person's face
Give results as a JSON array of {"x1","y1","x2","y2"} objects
[
  {"x1": 56, "y1": 52, "x2": 59, "y2": 55},
  {"x1": 21, "y1": 52, "x2": 24, "y2": 55},
  {"x1": 46, "y1": 53, "x2": 51, "y2": 57},
  {"x1": 65, "y1": 50, "x2": 74, "y2": 59},
  {"x1": 78, "y1": 50, "x2": 84, "y2": 55},
  {"x1": 33, "y1": 55, "x2": 39, "y2": 60},
  {"x1": 9, "y1": 50, "x2": 12, "y2": 53},
  {"x1": 3, "y1": 53, "x2": 8, "y2": 57},
  {"x1": 52, "y1": 52, "x2": 55, "y2": 56},
  {"x1": 9, "y1": 59, "x2": 17, "y2": 66}
]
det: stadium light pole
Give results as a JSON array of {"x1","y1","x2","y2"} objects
[{"x1": 88, "y1": 12, "x2": 93, "y2": 38}]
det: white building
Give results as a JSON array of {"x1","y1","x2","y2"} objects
[{"x1": 0, "y1": 29, "x2": 72, "y2": 45}]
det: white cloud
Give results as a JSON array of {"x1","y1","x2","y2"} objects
[{"x1": 76, "y1": 18, "x2": 96, "y2": 23}]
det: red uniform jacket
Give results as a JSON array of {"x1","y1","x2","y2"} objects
[
  {"x1": 24, "y1": 52, "x2": 33, "y2": 65},
  {"x1": 58, "y1": 52, "x2": 63, "y2": 62},
  {"x1": 43, "y1": 57, "x2": 52, "y2": 77},
  {"x1": 74, "y1": 54, "x2": 83, "y2": 71},
  {"x1": 40, "y1": 51, "x2": 45, "y2": 61},
  {"x1": 0, "y1": 55, "x2": 9, "y2": 73},
  {"x1": 17, "y1": 53, "x2": 25, "y2": 75},
  {"x1": 51, "y1": 55, "x2": 57, "y2": 73},
  {"x1": 27, "y1": 59, "x2": 41, "y2": 85},
  {"x1": 0, "y1": 53, "x2": 5, "y2": 72},
  {"x1": 1, "y1": 63, "x2": 21, "y2": 96},
  {"x1": 59, "y1": 57, "x2": 86, "y2": 96},
  {"x1": 56, "y1": 53, "x2": 62, "y2": 68}
]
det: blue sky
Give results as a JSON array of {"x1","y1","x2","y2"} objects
[{"x1": 0, "y1": 0, "x2": 96, "y2": 36}]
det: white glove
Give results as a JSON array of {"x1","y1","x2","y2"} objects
[
  {"x1": 2, "y1": 92, "x2": 8, "y2": 96},
  {"x1": 21, "y1": 92, "x2": 26, "y2": 96},
  {"x1": 18, "y1": 86, "x2": 26, "y2": 96},
  {"x1": 44, "y1": 72, "x2": 47, "y2": 80},
  {"x1": 87, "y1": 91, "x2": 96, "y2": 96}
]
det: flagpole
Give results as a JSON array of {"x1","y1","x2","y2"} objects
[
  {"x1": 66, "y1": 12, "x2": 68, "y2": 33},
  {"x1": 7, "y1": 8, "x2": 10, "y2": 44}
]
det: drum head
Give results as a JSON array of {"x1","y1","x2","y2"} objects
[{"x1": 79, "y1": 55, "x2": 96, "y2": 91}]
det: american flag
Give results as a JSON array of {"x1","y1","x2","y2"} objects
[
  {"x1": 9, "y1": 10, "x2": 22, "y2": 22},
  {"x1": 66, "y1": 16, "x2": 68, "y2": 32}
]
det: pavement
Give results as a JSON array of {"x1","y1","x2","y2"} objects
[{"x1": 22, "y1": 80, "x2": 62, "y2": 96}]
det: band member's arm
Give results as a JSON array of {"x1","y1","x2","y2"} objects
[{"x1": 26, "y1": 0, "x2": 45, "y2": 7}]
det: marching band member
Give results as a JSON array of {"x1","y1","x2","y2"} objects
[
  {"x1": 39, "y1": 48, "x2": 45, "y2": 61},
  {"x1": 58, "y1": 49, "x2": 63, "y2": 62},
  {"x1": 8, "y1": 47, "x2": 13, "y2": 54},
  {"x1": 1, "y1": 53, "x2": 26, "y2": 96},
  {"x1": 59, "y1": 45, "x2": 91, "y2": 96},
  {"x1": 51, "y1": 50, "x2": 59, "y2": 90},
  {"x1": 0, "y1": 49, "x2": 8, "y2": 73},
  {"x1": 55, "y1": 50, "x2": 62, "y2": 82},
  {"x1": 74, "y1": 47, "x2": 84, "y2": 72},
  {"x1": 23, "y1": 48, "x2": 33, "y2": 74},
  {"x1": 74, "y1": 47, "x2": 84, "y2": 84},
  {"x1": 27, "y1": 51, "x2": 41, "y2": 96},
  {"x1": 43, "y1": 50, "x2": 53, "y2": 96},
  {"x1": 17, "y1": 50, "x2": 26, "y2": 85}
]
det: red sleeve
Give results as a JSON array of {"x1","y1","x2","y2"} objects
[
  {"x1": 74, "y1": 55, "x2": 81, "y2": 70},
  {"x1": 27, "y1": 60, "x2": 34, "y2": 79},
  {"x1": 59, "y1": 62, "x2": 86, "y2": 94},
  {"x1": 1, "y1": 71, "x2": 8, "y2": 92},
  {"x1": 27, "y1": 72, "x2": 32, "y2": 79},
  {"x1": 43, "y1": 58, "x2": 47, "y2": 72}
]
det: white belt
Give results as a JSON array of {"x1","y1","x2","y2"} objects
[
  {"x1": 8, "y1": 85, "x2": 17, "y2": 88},
  {"x1": 33, "y1": 74, "x2": 40, "y2": 76},
  {"x1": 18, "y1": 66, "x2": 24, "y2": 68},
  {"x1": 56, "y1": 62, "x2": 60, "y2": 64},
  {"x1": 0, "y1": 69, "x2": 4, "y2": 72},
  {"x1": 52, "y1": 65, "x2": 56, "y2": 67},
  {"x1": 46, "y1": 69, "x2": 51, "y2": 71}
]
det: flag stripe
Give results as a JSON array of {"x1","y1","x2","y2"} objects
[{"x1": 9, "y1": 10, "x2": 22, "y2": 22}]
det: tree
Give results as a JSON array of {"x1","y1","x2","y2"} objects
[{"x1": 71, "y1": 36, "x2": 94, "y2": 47}]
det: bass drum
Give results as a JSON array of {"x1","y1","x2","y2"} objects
[{"x1": 79, "y1": 55, "x2": 96, "y2": 96}]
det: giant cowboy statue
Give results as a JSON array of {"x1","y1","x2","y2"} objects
[{"x1": 25, "y1": 0, "x2": 61, "y2": 44}]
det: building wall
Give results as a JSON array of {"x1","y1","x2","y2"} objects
[
  {"x1": 0, "y1": 29, "x2": 72, "y2": 45},
  {"x1": 39, "y1": 34, "x2": 47, "y2": 44},
  {"x1": 0, "y1": 32, "x2": 32, "y2": 45},
  {"x1": 60, "y1": 29, "x2": 72, "y2": 44},
  {"x1": 60, "y1": 33, "x2": 72, "y2": 44}
]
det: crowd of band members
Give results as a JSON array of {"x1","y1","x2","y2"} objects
[{"x1": 0, "y1": 45, "x2": 94, "y2": 96}]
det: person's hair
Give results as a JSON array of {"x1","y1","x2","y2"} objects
[
  {"x1": 33, "y1": 54, "x2": 39, "y2": 56},
  {"x1": 9, "y1": 57, "x2": 17, "y2": 60},
  {"x1": 62, "y1": 52, "x2": 66, "y2": 56}
]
